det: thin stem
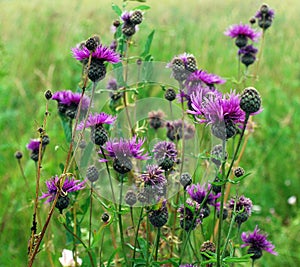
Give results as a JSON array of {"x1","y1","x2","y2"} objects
[
  {"x1": 17, "y1": 158, "x2": 28, "y2": 187},
  {"x1": 188, "y1": 238, "x2": 201, "y2": 264},
  {"x1": 132, "y1": 207, "x2": 144, "y2": 265},
  {"x1": 130, "y1": 206, "x2": 135, "y2": 228},
  {"x1": 253, "y1": 30, "x2": 265, "y2": 82},
  {"x1": 118, "y1": 176, "x2": 129, "y2": 266},
  {"x1": 89, "y1": 184, "x2": 93, "y2": 248},
  {"x1": 63, "y1": 223, "x2": 95, "y2": 267},
  {"x1": 154, "y1": 227, "x2": 161, "y2": 261}
]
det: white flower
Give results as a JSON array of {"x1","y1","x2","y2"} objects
[
  {"x1": 59, "y1": 249, "x2": 82, "y2": 267},
  {"x1": 287, "y1": 196, "x2": 297, "y2": 205}
]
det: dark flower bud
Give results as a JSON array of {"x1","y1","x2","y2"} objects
[
  {"x1": 113, "y1": 157, "x2": 133, "y2": 174},
  {"x1": 122, "y1": 23, "x2": 136, "y2": 37},
  {"x1": 42, "y1": 135, "x2": 50, "y2": 146},
  {"x1": 180, "y1": 173, "x2": 192, "y2": 189},
  {"x1": 113, "y1": 20, "x2": 120, "y2": 28},
  {"x1": 85, "y1": 35, "x2": 100, "y2": 52},
  {"x1": 249, "y1": 17, "x2": 256, "y2": 24},
  {"x1": 130, "y1": 10, "x2": 143, "y2": 25},
  {"x1": 86, "y1": 58, "x2": 107, "y2": 82},
  {"x1": 86, "y1": 165, "x2": 99, "y2": 183},
  {"x1": 234, "y1": 167, "x2": 245, "y2": 178},
  {"x1": 248, "y1": 246, "x2": 263, "y2": 260},
  {"x1": 148, "y1": 203, "x2": 168, "y2": 228},
  {"x1": 240, "y1": 87, "x2": 261, "y2": 114},
  {"x1": 102, "y1": 212, "x2": 110, "y2": 222},
  {"x1": 15, "y1": 151, "x2": 23, "y2": 159},
  {"x1": 91, "y1": 125, "x2": 108, "y2": 146},
  {"x1": 44, "y1": 90, "x2": 53, "y2": 100},
  {"x1": 55, "y1": 195, "x2": 70, "y2": 214},
  {"x1": 235, "y1": 35, "x2": 248, "y2": 48},
  {"x1": 200, "y1": 240, "x2": 216, "y2": 259},
  {"x1": 164, "y1": 88, "x2": 176, "y2": 101},
  {"x1": 125, "y1": 190, "x2": 137, "y2": 206}
]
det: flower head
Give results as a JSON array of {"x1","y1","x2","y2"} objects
[
  {"x1": 180, "y1": 264, "x2": 198, "y2": 267},
  {"x1": 255, "y1": 4, "x2": 275, "y2": 29},
  {"x1": 40, "y1": 175, "x2": 85, "y2": 203},
  {"x1": 238, "y1": 45, "x2": 258, "y2": 67},
  {"x1": 27, "y1": 139, "x2": 40, "y2": 151},
  {"x1": 166, "y1": 119, "x2": 195, "y2": 141},
  {"x1": 71, "y1": 44, "x2": 120, "y2": 64},
  {"x1": 241, "y1": 225, "x2": 278, "y2": 259},
  {"x1": 186, "y1": 183, "x2": 220, "y2": 206},
  {"x1": 186, "y1": 69, "x2": 226, "y2": 87},
  {"x1": 224, "y1": 23, "x2": 261, "y2": 42},
  {"x1": 59, "y1": 249, "x2": 82, "y2": 267},
  {"x1": 228, "y1": 195, "x2": 253, "y2": 216},
  {"x1": 178, "y1": 198, "x2": 203, "y2": 231},
  {"x1": 141, "y1": 165, "x2": 166, "y2": 186},
  {"x1": 77, "y1": 112, "x2": 116, "y2": 130},
  {"x1": 148, "y1": 110, "x2": 165, "y2": 130},
  {"x1": 103, "y1": 136, "x2": 148, "y2": 161},
  {"x1": 189, "y1": 90, "x2": 245, "y2": 126}
]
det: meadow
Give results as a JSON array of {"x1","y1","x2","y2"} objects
[{"x1": 0, "y1": 0, "x2": 300, "y2": 266}]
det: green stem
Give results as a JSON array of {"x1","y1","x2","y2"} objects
[
  {"x1": 132, "y1": 207, "x2": 144, "y2": 265},
  {"x1": 154, "y1": 227, "x2": 161, "y2": 261},
  {"x1": 88, "y1": 184, "x2": 93, "y2": 248},
  {"x1": 118, "y1": 176, "x2": 129, "y2": 266}
]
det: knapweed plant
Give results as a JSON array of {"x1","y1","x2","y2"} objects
[{"x1": 20, "y1": 2, "x2": 277, "y2": 267}]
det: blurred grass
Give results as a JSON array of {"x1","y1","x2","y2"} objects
[{"x1": 1, "y1": 0, "x2": 300, "y2": 266}]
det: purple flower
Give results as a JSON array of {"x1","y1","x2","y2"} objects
[
  {"x1": 241, "y1": 225, "x2": 278, "y2": 258},
  {"x1": 186, "y1": 69, "x2": 226, "y2": 88},
  {"x1": 166, "y1": 119, "x2": 195, "y2": 141},
  {"x1": 139, "y1": 165, "x2": 167, "y2": 203},
  {"x1": 238, "y1": 44, "x2": 258, "y2": 56},
  {"x1": 178, "y1": 198, "x2": 203, "y2": 231},
  {"x1": 52, "y1": 90, "x2": 90, "y2": 110},
  {"x1": 40, "y1": 175, "x2": 85, "y2": 203},
  {"x1": 141, "y1": 165, "x2": 166, "y2": 186},
  {"x1": 121, "y1": 11, "x2": 132, "y2": 23},
  {"x1": 224, "y1": 23, "x2": 261, "y2": 42},
  {"x1": 27, "y1": 139, "x2": 40, "y2": 151},
  {"x1": 167, "y1": 53, "x2": 198, "y2": 82},
  {"x1": 180, "y1": 264, "x2": 198, "y2": 267},
  {"x1": 71, "y1": 44, "x2": 120, "y2": 64},
  {"x1": 228, "y1": 195, "x2": 253, "y2": 216},
  {"x1": 255, "y1": 6, "x2": 275, "y2": 20},
  {"x1": 189, "y1": 90, "x2": 245, "y2": 126},
  {"x1": 100, "y1": 135, "x2": 149, "y2": 166},
  {"x1": 152, "y1": 141, "x2": 178, "y2": 171},
  {"x1": 186, "y1": 183, "x2": 220, "y2": 206},
  {"x1": 77, "y1": 112, "x2": 116, "y2": 130}
]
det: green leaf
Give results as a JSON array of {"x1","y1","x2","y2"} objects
[
  {"x1": 59, "y1": 115, "x2": 72, "y2": 143},
  {"x1": 79, "y1": 141, "x2": 94, "y2": 169},
  {"x1": 223, "y1": 254, "x2": 252, "y2": 263},
  {"x1": 141, "y1": 30, "x2": 155, "y2": 58},
  {"x1": 133, "y1": 5, "x2": 150, "y2": 10},
  {"x1": 132, "y1": 258, "x2": 147, "y2": 266},
  {"x1": 112, "y1": 3, "x2": 122, "y2": 16},
  {"x1": 128, "y1": 0, "x2": 147, "y2": 2},
  {"x1": 107, "y1": 248, "x2": 121, "y2": 267},
  {"x1": 137, "y1": 237, "x2": 148, "y2": 259}
]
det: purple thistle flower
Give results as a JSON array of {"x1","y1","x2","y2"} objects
[
  {"x1": 186, "y1": 69, "x2": 226, "y2": 88},
  {"x1": 141, "y1": 165, "x2": 166, "y2": 186},
  {"x1": 153, "y1": 141, "x2": 177, "y2": 161},
  {"x1": 189, "y1": 90, "x2": 245, "y2": 126},
  {"x1": 40, "y1": 175, "x2": 85, "y2": 203},
  {"x1": 180, "y1": 264, "x2": 198, "y2": 267},
  {"x1": 71, "y1": 44, "x2": 120, "y2": 64},
  {"x1": 186, "y1": 183, "x2": 220, "y2": 206},
  {"x1": 238, "y1": 44, "x2": 258, "y2": 56},
  {"x1": 100, "y1": 136, "x2": 149, "y2": 161},
  {"x1": 241, "y1": 225, "x2": 278, "y2": 258},
  {"x1": 228, "y1": 195, "x2": 253, "y2": 216},
  {"x1": 224, "y1": 23, "x2": 261, "y2": 42},
  {"x1": 178, "y1": 198, "x2": 203, "y2": 231},
  {"x1": 255, "y1": 6, "x2": 275, "y2": 20},
  {"x1": 52, "y1": 90, "x2": 90, "y2": 110},
  {"x1": 27, "y1": 139, "x2": 40, "y2": 151},
  {"x1": 121, "y1": 11, "x2": 132, "y2": 23},
  {"x1": 77, "y1": 112, "x2": 117, "y2": 130},
  {"x1": 166, "y1": 119, "x2": 195, "y2": 141}
]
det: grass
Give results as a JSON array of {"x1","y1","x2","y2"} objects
[{"x1": 1, "y1": 0, "x2": 300, "y2": 266}]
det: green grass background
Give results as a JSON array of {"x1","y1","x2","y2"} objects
[{"x1": 1, "y1": 0, "x2": 300, "y2": 266}]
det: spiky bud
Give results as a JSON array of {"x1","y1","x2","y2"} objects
[
  {"x1": 91, "y1": 125, "x2": 108, "y2": 146},
  {"x1": 122, "y1": 23, "x2": 136, "y2": 37},
  {"x1": 164, "y1": 88, "x2": 176, "y2": 101},
  {"x1": 158, "y1": 157, "x2": 174, "y2": 171},
  {"x1": 86, "y1": 58, "x2": 106, "y2": 82},
  {"x1": 248, "y1": 246, "x2": 263, "y2": 260},
  {"x1": 200, "y1": 240, "x2": 216, "y2": 255},
  {"x1": 211, "y1": 144, "x2": 227, "y2": 167},
  {"x1": 113, "y1": 157, "x2": 133, "y2": 174},
  {"x1": 180, "y1": 173, "x2": 192, "y2": 189},
  {"x1": 44, "y1": 89, "x2": 53, "y2": 100},
  {"x1": 85, "y1": 35, "x2": 100, "y2": 52},
  {"x1": 55, "y1": 195, "x2": 70, "y2": 214},
  {"x1": 186, "y1": 56, "x2": 197, "y2": 72},
  {"x1": 234, "y1": 167, "x2": 245, "y2": 178},
  {"x1": 86, "y1": 165, "x2": 99, "y2": 183},
  {"x1": 113, "y1": 20, "x2": 120, "y2": 28},
  {"x1": 102, "y1": 212, "x2": 110, "y2": 222},
  {"x1": 15, "y1": 151, "x2": 23, "y2": 159},
  {"x1": 130, "y1": 10, "x2": 143, "y2": 25},
  {"x1": 125, "y1": 190, "x2": 137, "y2": 206},
  {"x1": 240, "y1": 87, "x2": 261, "y2": 114},
  {"x1": 148, "y1": 204, "x2": 168, "y2": 228},
  {"x1": 235, "y1": 35, "x2": 248, "y2": 48}
]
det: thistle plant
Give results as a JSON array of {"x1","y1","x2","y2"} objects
[{"x1": 16, "y1": 2, "x2": 279, "y2": 267}]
